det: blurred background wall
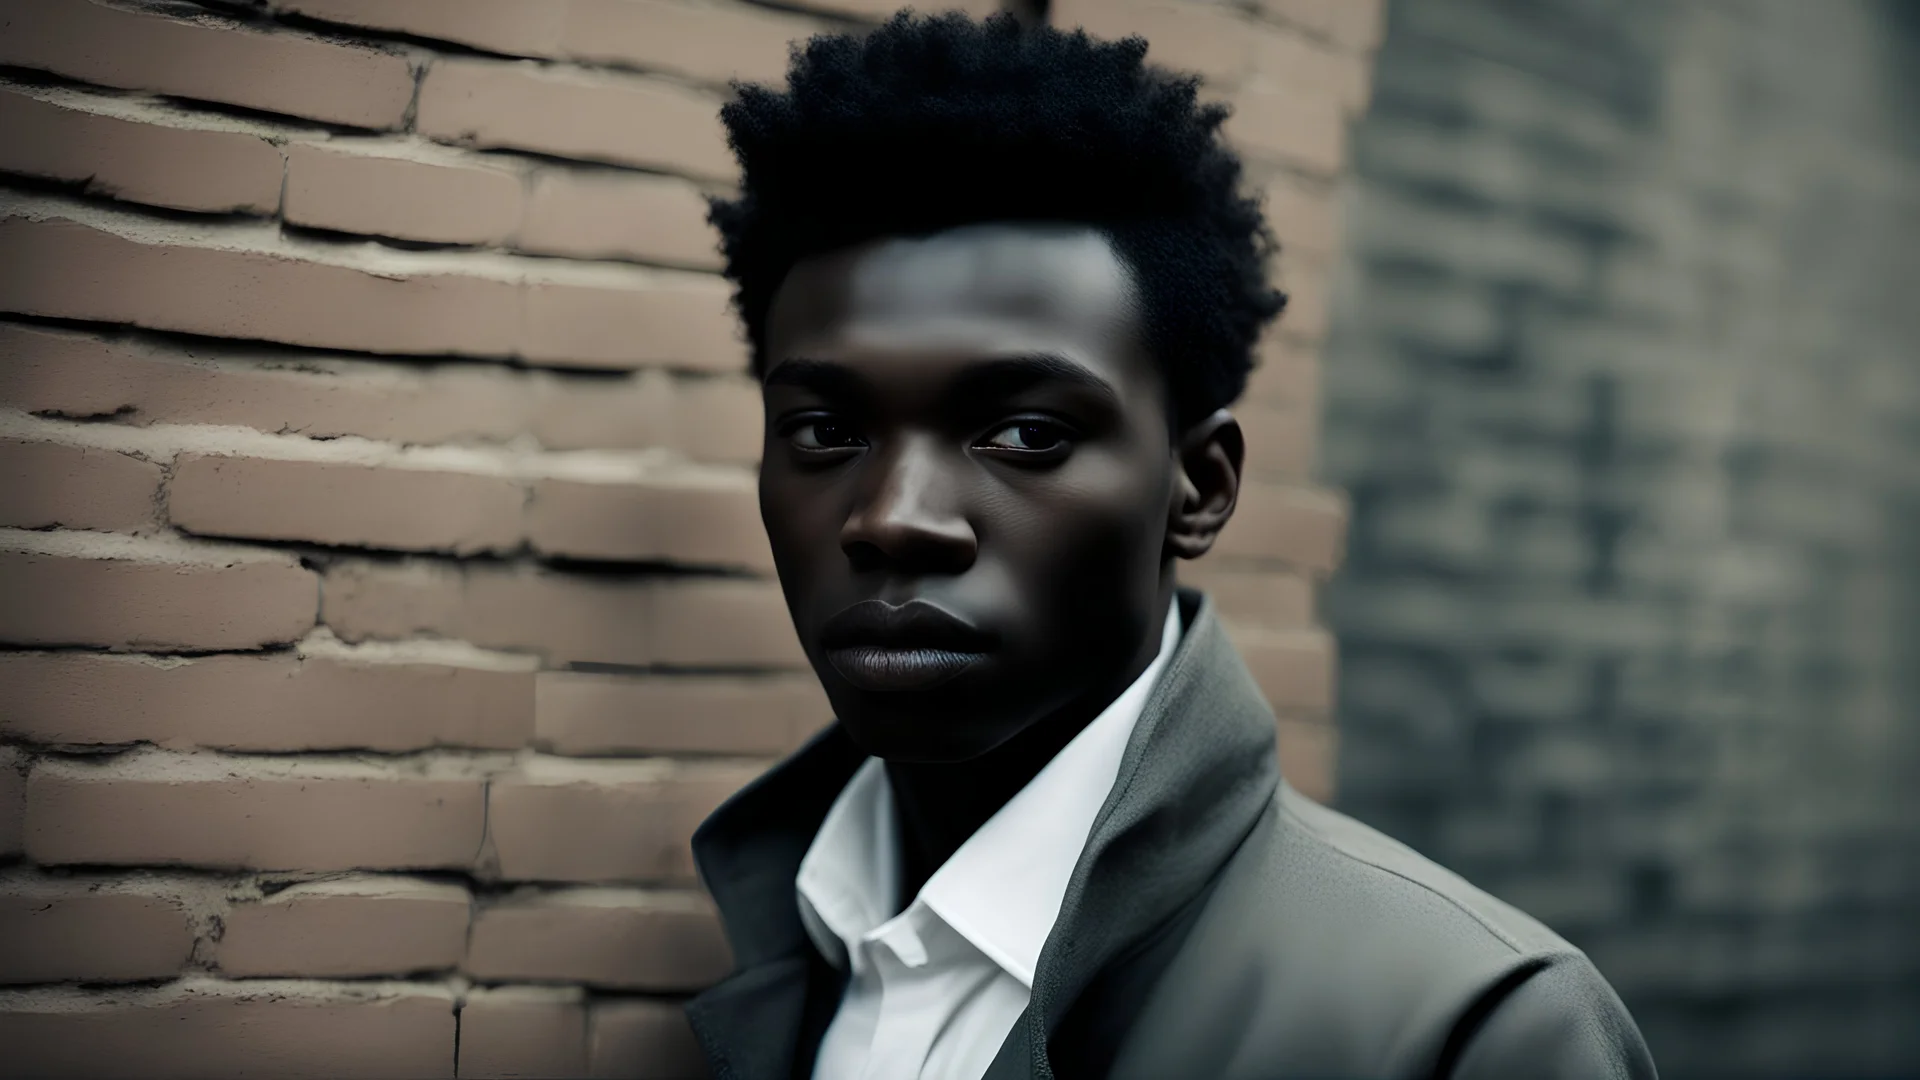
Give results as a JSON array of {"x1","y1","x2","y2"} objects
[
  {"x1": 1322, "y1": 0, "x2": 1920, "y2": 1075},
  {"x1": 0, "y1": 1, "x2": 1368, "y2": 1076}
]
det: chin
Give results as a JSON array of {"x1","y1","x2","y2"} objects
[{"x1": 829, "y1": 693, "x2": 1025, "y2": 765}]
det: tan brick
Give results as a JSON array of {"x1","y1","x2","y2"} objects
[
  {"x1": 1230, "y1": 624, "x2": 1336, "y2": 710},
  {"x1": 672, "y1": 376, "x2": 763, "y2": 464},
  {"x1": 275, "y1": 0, "x2": 814, "y2": 87},
  {"x1": 1237, "y1": 397, "x2": 1318, "y2": 477},
  {"x1": 416, "y1": 59, "x2": 733, "y2": 181},
  {"x1": 521, "y1": 276, "x2": 746, "y2": 373},
  {"x1": 1051, "y1": 0, "x2": 1253, "y2": 84},
  {"x1": 215, "y1": 877, "x2": 470, "y2": 978},
  {"x1": 487, "y1": 758, "x2": 762, "y2": 884},
  {"x1": 650, "y1": 577, "x2": 804, "y2": 668},
  {"x1": 0, "y1": 437, "x2": 162, "y2": 530},
  {"x1": 1273, "y1": 251, "x2": 1333, "y2": 339},
  {"x1": 0, "y1": 89, "x2": 283, "y2": 215},
  {"x1": 323, "y1": 562, "x2": 804, "y2": 669},
  {"x1": 273, "y1": 0, "x2": 566, "y2": 60},
  {"x1": 0, "y1": 0, "x2": 414, "y2": 129},
  {"x1": 169, "y1": 453, "x2": 525, "y2": 555},
  {"x1": 459, "y1": 986, "x2": 587, "y2": 1080},
  {"x1": 1214, "y1": 482, "x2": 1346, "y2": 572},
  {"x1": 1250, "y1": 25, "x2": 1374, "y2": 113},
  {"x1": 0, "y1": 530, "x2": 317, "y2": 650},
  {"x1": 536, "y1": 672, "x2": 828, "y2": 757},
  {"x1": 1178, "y1": 564, "x2": 1314, "y2": 628},
  {"x1": 786, "y1": 0, "x2": 997, "y2": 18},
  {"x1": 526, "y1": 475, "x2": 769, "y2": 571},
  {"x1": 284, "y1": 142, "x2": 523, "y2": 247},
  {"x1": 0, "y1": 747, "x2": 26, "y2": 859},
  {"x1": 0, "y1": 879, "x2": 195, "y2": 984},
  {"x1": 1226, "y1": 81, "x2": 1346, "y2": 176},
  {"x1": 2, "y1": 209, "x2": 736, "y2": 372},
  {"x1": 0, "y1": 652, "x2": 532, "y2": 752},
  {"x1": 1277, "y1": 714, "x2": 1337, "y2": 804},
  {"x1": 529, "y1": 371, "x2": 761, "y2": 463},
  {"x1": 0, "y1": 980, "x2": 456, "y2": 1079},
  {"x1": 0, "y1": 213, "x2": 522, "y2": 359},
  {"x1": 562, "y1": 0, "x2": 814, "y2": 85},
  {"x1": 519, "y1": 168, "x2": 722, "y2": 269},
  {"x1": 1262, "y1": 173, "x2": 1342, "y2": 258},
  {"x1": 589, "y1": 998, "x2": 707, "y2": 1080},
  {"x1": 1244, "y1": 333, "x2": 1321, "y2": 409},
  {"x1": 466, "y1": 888, "x2": 731, "y2": 991},
  {"x1": 0, "y1": 323, "x2": 532, "y2": 447},
  {"x1": 24, "y1": 751, "x2": 487, "y2": 872},
  {"x1": 1262, "y1": 0, "x2": 1386, "y2": 53}
]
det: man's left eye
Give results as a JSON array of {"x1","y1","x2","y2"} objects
[{"x1": 978, "y1": 421, "x2": 1070, "y2": 453}]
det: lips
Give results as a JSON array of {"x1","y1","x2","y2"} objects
[{"x1": 820, "y1": 599, "x2": 996, "y2": 692}]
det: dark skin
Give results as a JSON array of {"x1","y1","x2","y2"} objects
[{"x1": 760, "y1": 223, "x2": 1245, "y2": 907}]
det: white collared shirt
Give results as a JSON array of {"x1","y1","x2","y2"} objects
[{"x1": 796, "y1": 600, "x2": 1183, "y2": 1080}]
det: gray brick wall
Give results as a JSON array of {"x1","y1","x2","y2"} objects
[{"x1": 1319, "y1": 1, "x2": 1920, "y2": 1075}]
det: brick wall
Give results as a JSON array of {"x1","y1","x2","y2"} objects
[
  {"x1": 0, "y1": 1, "x2": 1375, "y2": 1075},
  {"x1": 1322, "y1": 0, "x2": 1920, "y2": 1075}
]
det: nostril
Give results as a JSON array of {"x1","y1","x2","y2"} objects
[{"x1": 843, "y1": 539, "x2": 888, "y2": 573}]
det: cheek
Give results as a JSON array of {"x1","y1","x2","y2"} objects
[
  {"x1": 758, "y1": 473, "x2": 839, "y2": 576},
  {"x1": 984, "y1": 454, "x2": 1171, "y2": 622}
]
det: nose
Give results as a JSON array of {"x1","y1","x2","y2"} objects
[{"x1": 840, "y1": 433, "x2": 978, "y2": 575}]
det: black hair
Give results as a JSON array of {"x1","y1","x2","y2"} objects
[{"x1": 708, "y1": 11, "x2": 1287, "y2": 427}]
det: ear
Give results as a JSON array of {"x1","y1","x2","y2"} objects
[{"x1": 1166, "y1": 409, "x2": 1244, "y2": 561}]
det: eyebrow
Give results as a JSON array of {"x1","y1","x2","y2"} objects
[{"x1": 763, "y1": 353, "x2": 1121, "y2": 407}]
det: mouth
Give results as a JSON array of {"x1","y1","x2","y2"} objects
[{"x1": 820, "y1": 599, "x2": 996, "y2": 692}]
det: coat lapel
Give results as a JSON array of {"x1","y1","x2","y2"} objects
[
  {"x1": 689, "y1": 590, "x2": 1284, "y2": 1080},
  {"x1": 989, "y1": 589, "x2": 1284, "y2": 1078},
  {"x1": 686, "y1": 727, "x2": 866, "y2": 1080}
]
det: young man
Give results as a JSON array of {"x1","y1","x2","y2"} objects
[{"x1": 689, "y1": 14, "x2": 1654, "y2": 1079}]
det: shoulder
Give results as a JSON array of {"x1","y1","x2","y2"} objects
[
  {"x1": 1270, "y1": 784, "x2": 1575, "y2": 958},
  {"x1": 1110, "y1": 786, "x2": 1652, "y2": 1078}
]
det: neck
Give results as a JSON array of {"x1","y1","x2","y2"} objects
[{"x1": 881, "y1": 592, "x2": 1176, "y2": 911}]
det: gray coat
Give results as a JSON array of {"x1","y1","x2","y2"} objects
[{"x1": 688, "y1": 590, "x2": 1656, "y2": 1079}]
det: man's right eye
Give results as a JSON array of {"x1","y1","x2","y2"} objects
[{"x1": 789, "y1": 420, "x2": 866, "y2": 451}]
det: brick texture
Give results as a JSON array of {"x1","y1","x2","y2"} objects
[
  {"x1": 24, "y1": 752, "x2": 487, "y2": 872},
  {"x1": 283, "y1": 142, "x2": 523, "y2": 247},
  {"x1": 589, "y1": 999, "x2": 709, "y2": 1079},
  {"x1": 466, "y1": 888, "x2": 731, "y2": 991},
  {"x1": 0, "y1": 530, "x2": 318, "y2": 651},
  {"x1": 169, "y1": 453, "x2": 525, "y2": 555},
  {"x1": 0, "y1": 88, "x2": 284, "y2": 215},
  {"x1": 0, "y1": 881, "x2": 197, "y2": 985},
  {"x1": 277, "y1": 0, "x2": 823, "y2": 87},
  {"x1": 416, "y1": 59, "x2": 733, "y2": 180},
  {"x1": 0, "y1": 0, "x2": 1375, "y2": 1074},
  {"x1": 458, "y1": 986, "x2": 588, "y2": 1080},
  {"x1": 0, "y1": 981, "x2": 456, "y2": 1079},
  {"x1": 1322, "y1": 0, "x2": 1920, "y2": 1073},
  {"x1": 0, "y1": 748, "x2": 24, "y2": 859},
  {"x1": 0, "y1": 651, "x2": 531, "y2": 753},
  {"x1": 0, "y1": 322, "x2": 758, "y2": 460},
  {"x1": 214, "y1": 878, "x2": 471, "y2": 978},
  {"x1": 0, "y1": 0, "x2": 415, "y2": 130},
  {"x1": 535, "y1": 671, "x2": 828, "y2": 756},
  {"x1": 486, "y1": 759, "x2": 763, "y2": 884},
  {"x1": 0, "y1": 437, "x2": 162, "y2": 531}
]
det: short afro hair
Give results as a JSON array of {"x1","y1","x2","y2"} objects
[{"x1": 708, "y1": 11, "x2": 1286, "y2": 427}]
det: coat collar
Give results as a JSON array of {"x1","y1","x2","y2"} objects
[{"x1": 686, "y1": 589, "x2": 1281, "y2": 1080}]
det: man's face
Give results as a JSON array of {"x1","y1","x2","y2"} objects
[{"x1": 759, "y1": 224, "x2": 1183, "y2": 764}]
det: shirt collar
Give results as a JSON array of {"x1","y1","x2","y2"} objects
[{"x1": 796, "y1": 598, "x2": 1184, "y2": 988}]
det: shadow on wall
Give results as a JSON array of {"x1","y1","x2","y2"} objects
[{"x1": 1319, "y1": 0, "x2": 1920, "y2": 1076}]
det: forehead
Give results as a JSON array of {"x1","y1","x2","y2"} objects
[{"x1": 764, "y1": 224, "x2": 1150, "y2": 381}]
